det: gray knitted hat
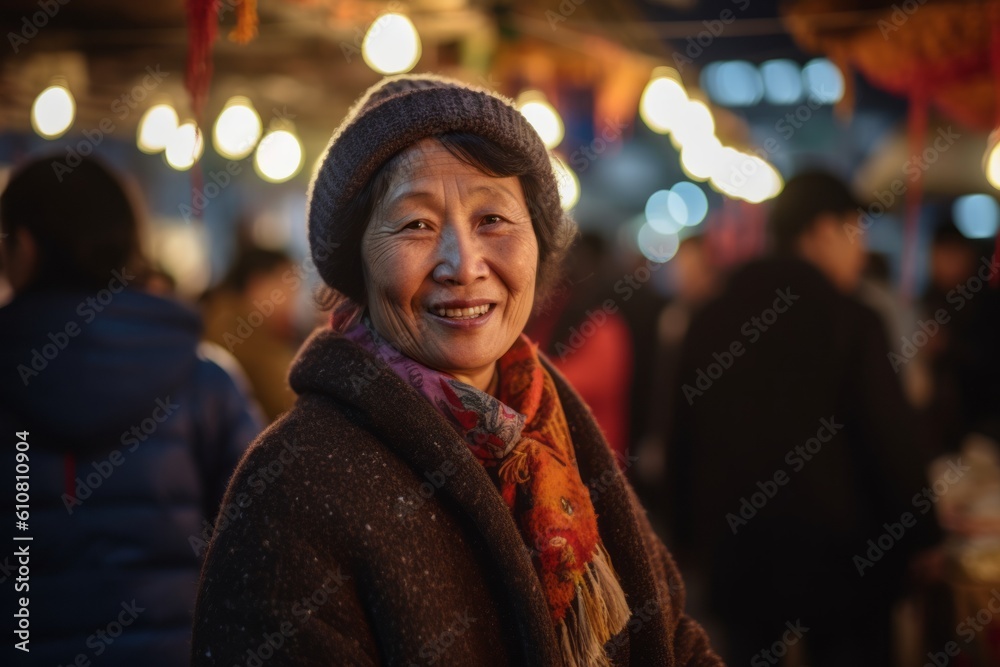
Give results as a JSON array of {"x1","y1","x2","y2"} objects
[{"x1": 306, "y1": 73, "x2": 574, "y2": 303}]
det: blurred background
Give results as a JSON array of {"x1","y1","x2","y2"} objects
[
  {"x1": 5, "y1": 0, "x2": 998, "y2": 303},
  {"x1": 3, "y1": 0, "x2": 1000, "y2": 665}
]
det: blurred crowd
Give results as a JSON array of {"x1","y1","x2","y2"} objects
[{"x1": 2, "y1": 154, "x2": 999, "y2": 665}]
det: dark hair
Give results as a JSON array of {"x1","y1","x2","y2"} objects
[
  {"x1": 0, "y1": 155, "x2": 146, "y2": 292},
  {"x1": 768, "y1": 169, "x2": 861, "y2": 255},
  {"x1": 320, "y1": 132, "x2": 573, "y2": 324}
]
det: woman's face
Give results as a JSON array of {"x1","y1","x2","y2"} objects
[{"x1": 361, "y1": 138, "x2": 539, "y2": 391}]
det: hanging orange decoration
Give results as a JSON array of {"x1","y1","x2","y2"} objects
[
  {"x1": 783, "y1": 0, "x2": 1000, "y2": 294},
  {"x1": 185, "y1": 0, "x2": 259, "y2": 123},
  {"x1": 230, "y1": 0, "x2": 259, "y2": 45},
  {"x1": 784, "y1": 0, "x2": 997, "y2": 129}
]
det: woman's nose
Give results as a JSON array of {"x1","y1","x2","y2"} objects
[{"x1": 432, "y1": 224, "x2": 488, "y2": 286}]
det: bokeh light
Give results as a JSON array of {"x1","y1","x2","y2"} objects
[
  {"x1": 670, "y1": 99, "x2": 716, "y2": 150},
  {"x1": 985, "y1": 137, "x2": 1000, "y2": 191},
  {"x1": 362, "y1": 13, "x2": 421, "y2": 75},
  {"x1": 137, "y1": 104, "x2": 179, "y2": 154},
  {"x1": 254, "y1": 129, "x2": 304, "y2": 183},
  {"x1": 551, "y1": 155, "x2": 580, "y2": 210},
  {"x1": 639, "y1": 72, "x2": 689, "y2": 134},
  {"x1": 803, "y1": 58, "x2": 844, "y2": 104},
  {"x1": 638, "y1": 223, "x2": 680, "y2": 263},
  {"x1": 702, "y1": 61, "x2": 763, "y2": 107},
  {"x1": 213, "y1": 97, "x2": 262, "y2": 159},
  {"x1": 671, "y1": 181, "x2": 709, "y2": 226},
  {"x1": 518, "y1": 93, "x2": 564, "y2": 149},
  {"x1": 680, "y1": 135, "x2": 723, "y2": 182},
  {"x1": 760, "y1": 59, "x2": 803, "y2": 105},
  {"x1": 709, "y1": 150, "x2": 783, "y2": 203},
  {"x1": 953, "y1": 194, "x2": 1000, "y2": 239},
  {"x1": 645, "y1": 190, "x2": 683, "y2": 234},
  {"x1": 165, "y1": 121, "x2": 204, "y2": 171},
  {"x1": 31, "y1": 85, "x2": 75, "y2": 139}
]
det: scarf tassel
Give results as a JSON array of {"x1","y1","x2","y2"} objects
[{"x1": 557, "y1": 542, "x2": 631, "y2": 667}]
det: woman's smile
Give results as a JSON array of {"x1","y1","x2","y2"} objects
[
  {"x1": 426, "y1": 300, "x2": 497, "y2": 326},
  {"x1": 361, "y1": 138, "x2": 539, "y2": 391}
]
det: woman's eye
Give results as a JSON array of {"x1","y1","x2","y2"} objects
[
  {"x1": 404, "y1": 220, "x2": 428, "y2": 231},
  {"x1": 482, "y1": 214, "x2": 504, "y2": 225}
]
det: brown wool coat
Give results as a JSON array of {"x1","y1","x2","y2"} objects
[{"x1": 191, "y1": 329, "x2": 724, "y2": 667}]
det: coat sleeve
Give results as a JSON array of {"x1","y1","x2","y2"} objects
[
  {"x1": 624, "y1": 483, "x2": 724, "y2": 667},
  {"x1": 190, "y1": 439, "x2": 380, "y2": 667}
]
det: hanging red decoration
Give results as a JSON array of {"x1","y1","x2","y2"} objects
[
  {"x1": 184, "y1": 0, "x2": 259, "y2": 219},
  {"x1": 185, "y1": 0, "x2": 259, "y2": 123},
  {"x1": 185, "y1": 0, "x2": 220, "y2": 125}
]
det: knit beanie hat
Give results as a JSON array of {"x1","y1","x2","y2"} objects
[{"x1": 306, "y1": 73, "x2": 574, "y2": 303}]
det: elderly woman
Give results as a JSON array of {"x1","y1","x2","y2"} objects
[{"x1": 192, "y1": 74, "x2": 722, "y2": 667}]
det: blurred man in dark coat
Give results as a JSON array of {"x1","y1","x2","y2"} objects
[{"x1": 668, "y1": 170, "x2": 940, "y2": 666}]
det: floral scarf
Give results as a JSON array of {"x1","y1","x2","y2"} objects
[{"x1": 344, "y1": 318, "x2": 630, "y2": 667}]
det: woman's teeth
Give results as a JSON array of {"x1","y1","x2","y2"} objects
[{"x1": 433, "y1": 304, "x2": 491, "y2": 319}]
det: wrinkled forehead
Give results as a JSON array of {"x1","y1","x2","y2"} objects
[
  {"x1": 392, "y1": 138, "x2": 480, "y2": 180},
  {"x1": 383, "y1": 138, "x2": 526, "y2": 206}
]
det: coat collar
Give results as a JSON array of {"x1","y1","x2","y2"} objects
[
  {"x1": 289, "y1": 328, "x2": 674, "y2": 666},
  {"x1": 290, "y1": 329, "x2": 558, "y2": 666}
]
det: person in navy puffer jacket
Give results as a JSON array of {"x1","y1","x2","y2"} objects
[{"x1": 0, "y1": 155, "x2": 263, "y2": 666}]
